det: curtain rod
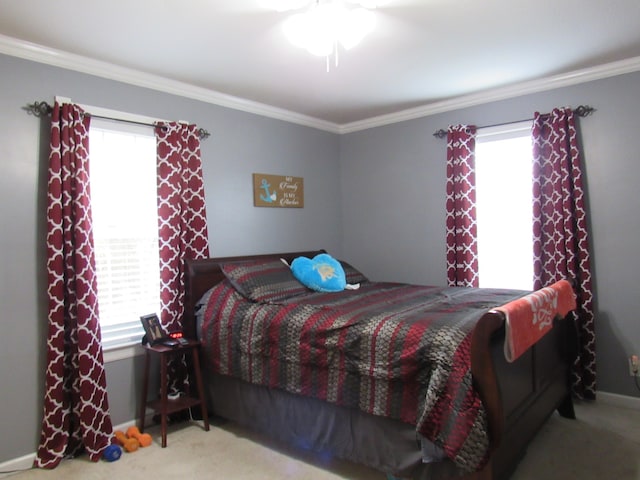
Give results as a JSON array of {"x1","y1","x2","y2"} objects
[
  {"x1": 432, "y1": 104, "x2": 595, "y2": 139},
  {"x1": 23, "y1": 101, "x2": 211, "y2": 140}
]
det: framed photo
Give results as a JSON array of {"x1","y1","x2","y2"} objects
[{"x1": 140, "y1": 313, "x2": 168, "y2": 345}]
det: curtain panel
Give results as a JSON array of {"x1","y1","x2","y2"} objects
[
  {"x1": 446, "y1": 125, "x2": 479, "y2": 287},
  {"x1": 35, "y1": 102, "x2": 113, "y2": 468},
  {"x1": 155, "y1": 122, "x2": 210, "y2": 332},
  {"x1": 531, "y1": 107, "x2": 596, "y2": 399}
]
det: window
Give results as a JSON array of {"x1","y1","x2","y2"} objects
[
  {"x1": 475, "y1": 121, "x2": 534, "y2": 290},
  {"x1": 89, "y1": 119, "x2": 160, "y2": 351}
]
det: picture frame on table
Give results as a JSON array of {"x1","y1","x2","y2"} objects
[{"x1": 139, "y1": 313, "x2": 168, "y2": 345}]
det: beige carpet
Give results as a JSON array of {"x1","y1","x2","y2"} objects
[{"x1": 7, "y1": 401, "x2": 640, "y2": 480}]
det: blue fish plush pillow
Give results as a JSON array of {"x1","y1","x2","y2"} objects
[{"x1": 290, "y1": 254, "x2": 347, "y2": 292}]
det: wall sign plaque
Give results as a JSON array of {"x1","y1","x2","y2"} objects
[{"x1": 253, "y1": 173, "x2": 304, "y2": 208}]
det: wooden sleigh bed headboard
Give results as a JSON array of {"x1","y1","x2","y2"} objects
[
  {"x1": 183, "y1": 250, "x2": 324, "y2": 340},
  {"x1": 182, "y1": 250, "x2": 577, "y2": 480}
]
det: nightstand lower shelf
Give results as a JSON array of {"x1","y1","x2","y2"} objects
[
  {"x1": 147, "y1": 396, "x2": 202, "y2": 415},
  {"x1": 138, "y1": 339, "x2": 210, "y2": 447}
]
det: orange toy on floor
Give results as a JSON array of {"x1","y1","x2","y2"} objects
[
  {"x1": 114, "y1": 430, "x2": 139, "y2": 452},
  {"x1": 126, "y1": 425, "x2": 153, "y2": 447}
]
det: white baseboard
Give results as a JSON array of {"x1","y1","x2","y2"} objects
[
  {"x1": 597, "y1": 390, "x2": 640, "y2": 410},
  {"x1": 0, "y1": 452, "x2": 35, "y2": 477},
  {"x1": 0, "y1": 418, "x2": 147, "y2": 477}
]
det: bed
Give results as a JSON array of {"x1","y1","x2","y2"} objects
[{"x1": 182, "y1": 250, "x2": 578, "y2": 480}]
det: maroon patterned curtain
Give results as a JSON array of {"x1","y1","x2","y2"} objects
[
  {"x1": 532, "y1": 107, "x2": 596, "y2": 399},
  {"x1": 155, "y1": 122, "x2": 210, "y2": 332},
  {"x1": 446, "y1": 125, "x2": 479, "y2": 287},
  {"x1": 35, "y1": 102, "x2": 113, "y2": 468}
]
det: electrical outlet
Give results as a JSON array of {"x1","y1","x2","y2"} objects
[{"x1": 629, "y1": 355, "x2": 640, "y2": 377}]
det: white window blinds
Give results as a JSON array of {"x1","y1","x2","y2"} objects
[{"x1": 89, "y1": 119, "x2": 160, "y2": 350}]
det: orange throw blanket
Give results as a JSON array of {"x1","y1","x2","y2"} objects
[{"x1": 496, "y1": 280, "x2": 576, "y2": 362}]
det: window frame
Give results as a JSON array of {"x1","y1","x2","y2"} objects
[
  {"x1": 67, "y1": 100, "x2": 166, "y2": 362},
  {"x1": 89, "y1": 118, "x2": 161, "y2": 361}
]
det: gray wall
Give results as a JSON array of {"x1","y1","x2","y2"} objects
[
  {"x1": 340, "y1": 70, "x2": 640, "y2": 399},
  {"x1": 1, "y1": 51, "x2": 639, "y2": 465},
  {"x1": 0, "y1": 53, "x2": 341, "y2": 463}
]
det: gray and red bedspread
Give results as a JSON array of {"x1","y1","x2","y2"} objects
[{"x1": 198, "y1": 259, "x2": 527, "y2": 472}]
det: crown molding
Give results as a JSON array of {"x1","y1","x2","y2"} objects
[
  {"x1": 339, "y1": 55, "x2": 640, "y2": 133},
  {"x1": 2, "y1": 33, "x2": 640, "y2": 135},
  {"x1": 0, "y1": 34, "x2": 341, "y2": 134}
]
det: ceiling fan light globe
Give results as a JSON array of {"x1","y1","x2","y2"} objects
[
  {"x1": 338, "y1": 8, "x2": 375, "y2": 49},
  {"x1": 282, "y1": 0, "x2": 378, "y2": 59},
  {"x1": 306, "y1": 37, "x2": 335, "y2": 57},
  {"x1": 345, "y1": 0, "x2": 389, "y2": 8},
  {"x1": 283, "y1": 12, "x2": 312, "y2": 49},
  {"x1": 260, "y1": 0, "x2": 311, "y2": 12}
]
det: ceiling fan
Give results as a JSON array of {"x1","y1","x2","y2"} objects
[{"x1": 261, "y1": 0, "x2": 390, "y2": 68}]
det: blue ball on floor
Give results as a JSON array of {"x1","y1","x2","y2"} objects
[{"x1": 103, "y1": 444, "x2": 122, "y2": 462}]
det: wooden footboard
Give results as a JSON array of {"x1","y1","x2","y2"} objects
[{"x1": 470, "y1": 310, "x2": 577, "y2": 480}]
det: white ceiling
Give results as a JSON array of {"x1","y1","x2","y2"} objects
[{"x1": 2, "y1": 0, "x2": 640, "y2": 129}]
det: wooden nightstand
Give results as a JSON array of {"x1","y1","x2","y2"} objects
[{"x1": 138, "y1": 339, "x2": 210, "y2": 447}]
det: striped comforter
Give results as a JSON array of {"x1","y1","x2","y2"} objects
[{"x1": 199, "y1": 262, "x2": 526, "y2": 472}]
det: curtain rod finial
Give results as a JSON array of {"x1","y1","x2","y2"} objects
[
  {"x1": 198, "y1": 128, "x2": 211, "y2": 140},
  {"x1": 23, "y1": 101, "x2": 52, "y2": 117},
  {"x1": 433, "y1": 129, "x2": 447, "y2": 139},
  {"x1": 574, "y1": 105, "x2": 595, "y2": 117}
]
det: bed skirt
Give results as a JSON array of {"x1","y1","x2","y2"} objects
[{"x1": 204, "y1": 369, "x2": 470, "y2": 480}]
